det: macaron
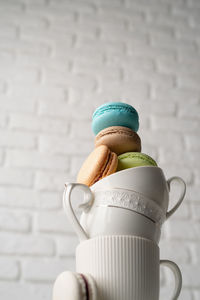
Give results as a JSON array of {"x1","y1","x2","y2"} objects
[
  {"x1": 95, "y1": 126, "x2": 141, "y2": 155},
  {"x1": 92, "y1": 102, "x2": 139, "y2": 135},
  {"x1": 53, "y1": 271, "x2": 97, "y2": 300},
  {"x1": 77, "y1": 145, "x2": 118, "y2": 186},
  {"x1": 117, "y1": 152, "x2": 157, "y2": 171}
]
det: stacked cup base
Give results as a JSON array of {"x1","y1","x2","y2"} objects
[{"x1": 76, "y1": 235, "x2": 182, "y2": 300}]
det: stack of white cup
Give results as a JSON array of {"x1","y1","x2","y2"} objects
[{"x1": 56, "y1": 166, "x2": 186, "y2": 300}]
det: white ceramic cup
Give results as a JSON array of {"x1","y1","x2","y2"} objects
[
  {"x1": 92, "y1": 166, "x2": 186, "y2": 219},
  {"x1": 76, "y1": 235, "x2": 182, "y2": 300},
  {"x1": 63, "y1": 166, "x2": 186, "y2": 242},
  {"x1": 63, "y1": 183, "x2": 161, "y2": 242},
  {"x1": 80, "y1": 204, "x2": 161, "y2": 243}
]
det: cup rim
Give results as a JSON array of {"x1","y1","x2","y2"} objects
[
  {"x1": 92, "y1": 165, "x2": 163, "y2": 189},
  {"x1": 77, "y1": 234, "x2": 159, "y2": 248}
]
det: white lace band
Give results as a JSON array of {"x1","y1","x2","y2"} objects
[{"x1": 93, "y1": 189, "x2": 165, "y2": 225}]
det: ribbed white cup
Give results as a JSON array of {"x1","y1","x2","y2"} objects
[{"x1": 76, "y1": 236, "x2": 182, "y2": 300}]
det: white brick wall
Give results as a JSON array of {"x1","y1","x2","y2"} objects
[{"x1": 0, "y1": 0, "x2": 200, "y2": 299}]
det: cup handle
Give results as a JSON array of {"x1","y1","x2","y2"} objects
[
  {"x1": 160, "y1": 260, "x2": 182, "y2": 300},
  {"x1": 166, "y1": 177, "x2": 186, "y2": 220},
  {"x1": 63, "y1": 183, "x2": 94, "y2": 242}
]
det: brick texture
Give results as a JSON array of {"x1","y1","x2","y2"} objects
[{"x1": 0, "y1": 0, "x2": 200, "y2": 299}]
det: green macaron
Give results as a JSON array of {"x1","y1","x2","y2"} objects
[{"x1": 117, "y1": 152, "x2": 157, "y2": 171}]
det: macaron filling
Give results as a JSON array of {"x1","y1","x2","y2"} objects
[
  {"x1": 80, "y1": 274, "x2": 89, "y2": 300},
  {"x1": 93, "y1": 151, "x2": 117, "y2": 184},
  {"x1": 95, "y1": 126, "x2": 139, "y2": 139}
]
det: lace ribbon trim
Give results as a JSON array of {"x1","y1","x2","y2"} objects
[{"x1": 93, "y1": 189, "x2": 165, "y2": 225}]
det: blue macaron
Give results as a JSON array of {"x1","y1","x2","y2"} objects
[{"x1": 92, "y1": 102, "x2": 139, "y2": 135}]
